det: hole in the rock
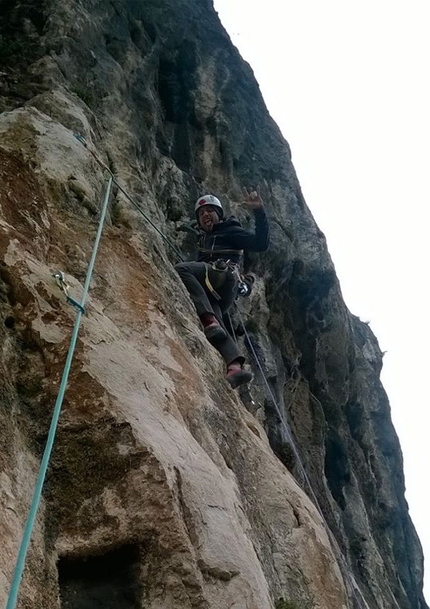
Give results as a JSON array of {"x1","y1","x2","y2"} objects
[
  {"x1": 58, "y1": 545, "x2": 141, "y2": 609},
  {"x1": 4, "y1": 316, "x2": 15, "y2": 329}
]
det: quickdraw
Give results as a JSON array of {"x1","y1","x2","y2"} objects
[
  {"x1": 228, "y1": 263, "x2": 253, "y2": 297},
  {"x1": 53, "y1": 271, "x2": 86, "y2": 314}
]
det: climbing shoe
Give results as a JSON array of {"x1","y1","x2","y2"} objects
[
  {"x1": 226, "y1": 364, "x2": 253, "y2": 389},
  {"x1": 201, "y1": 314, "x2": 227, "y2": 342}
]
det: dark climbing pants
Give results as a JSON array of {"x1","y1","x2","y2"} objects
[{"x1": 175, "y1": 261, "x2": 243, "y2": 366}]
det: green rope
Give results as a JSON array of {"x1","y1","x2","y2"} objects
[{"x1": 5, "y1": 176, "x2": 113, "y2": 609}]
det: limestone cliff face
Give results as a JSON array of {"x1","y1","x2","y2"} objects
[{"x1": 0, "y1": 1, "x2": 427, "y2": 608}]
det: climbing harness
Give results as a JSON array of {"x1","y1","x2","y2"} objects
[
  {"x1": 5, "y1": 176, "x2": 113, "y2": 609},
  {"x1": 197, "y1": 246, "x2": 243, "y2": 258}
]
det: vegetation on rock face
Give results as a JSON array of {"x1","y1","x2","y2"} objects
[
  {"x1": 0, "y1": 34, "x2": 25, "y2": 58},
  {"x1": 275, "y1": 599, "x2": 306, "y2": 609},
  {"x1": 0, "y1": 1, "x2": 47, "y2": 64},
  {"x1": 71, "y1": 86, "x2": 96, "y2": 108}
]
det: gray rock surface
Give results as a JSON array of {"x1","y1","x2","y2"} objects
[{"x1": 0, "y1": 1, "x2": 427, "y2": 608}]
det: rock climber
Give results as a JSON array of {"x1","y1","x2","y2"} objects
[{"x1": 175, "y1": 187, "x2": 269, "y2": 389}]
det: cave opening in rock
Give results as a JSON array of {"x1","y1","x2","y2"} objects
[{"x1": 58, "y1": 545, "x2": 142, "y2": 609}]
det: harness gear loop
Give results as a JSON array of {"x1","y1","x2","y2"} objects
[
  {"x1": 204, "y1": 258, "x2": 243, "y2": 301},
  {"x1": 204, "y1": 259, "x2": 228, "y2": 301}
]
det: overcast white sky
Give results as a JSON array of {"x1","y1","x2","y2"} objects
[{"x1": 214, "y1": 0, "x2": 430, "y2": 602}]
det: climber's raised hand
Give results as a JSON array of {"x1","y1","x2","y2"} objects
[{"x1": 242, "y1": 185, "x2": 263, "y2": 210}]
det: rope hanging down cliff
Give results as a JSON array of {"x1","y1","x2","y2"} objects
[
  {"x1": 235, "y1": 306, "x2": 370, "y2": 609},
  {"x1": 5, "y1": 140, "x2": 189, "y2": 608},
  {"x1": 5, "y1": 176, "x2": 114, "y2": 609}
]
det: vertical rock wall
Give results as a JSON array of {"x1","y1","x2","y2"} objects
[{"x1": 0, "y1": 1, "x2": 427, "y2": 608}]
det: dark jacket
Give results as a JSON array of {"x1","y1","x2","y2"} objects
[{"x1": 197, "y1": 208, "x2": 269, "y2": 264}]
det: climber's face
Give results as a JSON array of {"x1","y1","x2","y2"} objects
[{"x1": 197, "y1": 205, "x2": 220, "y2": 232}]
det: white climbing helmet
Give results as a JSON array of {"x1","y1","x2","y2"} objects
[{"x1": 195, "y1": 194, "x2": 223, "y2": 220}]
